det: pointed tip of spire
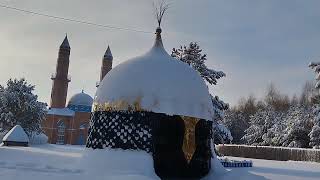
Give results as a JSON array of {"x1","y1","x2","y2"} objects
[
  {"x1": 60, "y1": 34, "x2": 70, "y2": 49},
  {"x1": 153, "y1": 27, "x2": 164, "y2": 48},
  {"x1": 104, "y1": 45, "x2": 113, "y2": 60}
]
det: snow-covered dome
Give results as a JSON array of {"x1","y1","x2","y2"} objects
[
  {"x1": 94, "y1": 28, "x2": 214, "y2": 120},
  {"x1": 67, "y1": 91, "x2": 93, "y2": 112}
]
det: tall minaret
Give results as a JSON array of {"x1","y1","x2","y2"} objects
[
  {"x1": 99, "y1": 46, "x2": 113, "y2": 82},
  {"x1": 50, "y1": 35, "x2": 71, "y2": 108}
]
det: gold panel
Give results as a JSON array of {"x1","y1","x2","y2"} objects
[
  {"x1": 181, "y1": 116, "x2": 199, "y2": 163},
  {"x1": 92, "y1": 97, "x2": 143, "y2": 112}
]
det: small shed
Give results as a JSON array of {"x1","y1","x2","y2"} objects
[{"x1": 2, "y1": 125, "x2": 29, "y2": 147}]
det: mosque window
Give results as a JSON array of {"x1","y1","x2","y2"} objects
[{"x1": 56, "y1": 120, "x2": 65, "y2": 145}]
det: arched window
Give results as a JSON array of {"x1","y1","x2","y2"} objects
[
  {"x1": 56, "y1": 120, "x2": 65, "y2": 145},
  {"x1": 77, "y1": 123, "x2": 88, "y2": 145}
]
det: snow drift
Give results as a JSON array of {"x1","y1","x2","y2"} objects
[
  {"x1": 29, "y1": 132, "x2": 48, "y2": 145},
  {"x1": 2, "y1": 125, "x2": 29, "y2": 143},
  {"x1": 79, "y1": 148, "x2": 160, "y2": 180}
]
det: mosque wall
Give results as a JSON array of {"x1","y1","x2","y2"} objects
[{"x1": 42, "y1": 113, "x2": 90, "y2": 145}]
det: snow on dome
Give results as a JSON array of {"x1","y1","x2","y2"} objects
[
  {"x1": 94, "y1": 28, "x2": 214, "y2": 120},
  {"x1": 2, "y1": 125, "x2": 29, "y2": 143},
  {"x1": 68, "y1": 91, "x2": 93, "y2": 107}
]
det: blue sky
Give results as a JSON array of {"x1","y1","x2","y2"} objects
[{"x1": 0, "y1": 0, "x2": 319, "y2": 106}]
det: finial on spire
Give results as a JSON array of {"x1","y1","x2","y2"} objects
[
  {"x1": 154, "y1": 0, "x2": 169, "y2": 28},
  {"x1": 104, "y1": 45, "x2": 113, "y2": 60},
  {"x1": 152, "y1": 1, "x2": 169, "y2": 48},
  {"x1": 81, "y1": 89, "x2": 84, "y2": 93},
  {"x1": 60, "y1": 34, "x2": 70, "y2": 49}
]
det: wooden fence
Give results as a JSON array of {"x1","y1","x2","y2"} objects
[{"x1": 216, "y1": 144, "x2": 320, "y2": 163}]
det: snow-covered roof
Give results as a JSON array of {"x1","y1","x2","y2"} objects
[
  {"x1": 68, "y1": 91, "x2": 93, "y2": 107},
  {"x1": 47, "y1": 108, "x2": 75, "y2": 116},
  {"x1": 2, "y1": 125, "x2": 29, "y2": 143},
  {"x1": 94, "y1": 28, "x2": 214, "y2": 121},
  {"x1": 60, "y1": 35, "x2": 70, "y2": 49},
  {"x1": 104, "y1": 46, "x2": 113, "y2": 60}
]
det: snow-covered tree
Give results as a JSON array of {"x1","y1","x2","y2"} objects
[
  {"x1": 211, "y1": 95, "x2": 229, "y2": 121},
  {"x1": 261, "y1": 111, "x2": 286, "y2": 146},
  {"x1": 241, "y1": 107, "x2": 281, "y2": 146},
  {"x1": 171, "y1": 42, "x2": 225, "y2": 85},
  {"x1": 210, "y1": 95, "x2": 233, "y2": 143},
  {"x1": 308, "y1": 62, "x2": 320, "y2": 148},
  {"x1": 309, "y1": 106, "x2": 320, "y2": 148},
  {"x1": 172, "y1": 42, "x2": 231, "y2": 144},
  {"x1": 0, "y1": 78, "x2": 47, "y2": 136},
  {"x1": 241, "y1": 109, "x2": 265, "y2": 145},
  {"x1": 213, "y1": 123, "x2": 233, "y2": 144},
  {"x1": 280, "y1": 106, "x2": 313, "y2": 148},
  {"x1": 309, "y1": 124, "x2": 320, "y2": 149}
]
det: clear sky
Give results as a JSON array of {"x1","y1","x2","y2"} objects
[{"x1": 0, "y1": 0, "x2": 318, "y2": 106}]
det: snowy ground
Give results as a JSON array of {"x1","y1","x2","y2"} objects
[
  {"x1": 216, "y1": 157, "x2": 320, "y2": 180},
  {"x1": 0, "y1": 144, "x2": 319, "y2": 180}
]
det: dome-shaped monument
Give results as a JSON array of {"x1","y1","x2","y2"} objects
[
  {"x1": 87, "y1": 9, "x2": 214, "y2": 179},
  {"x1": 67, "y1": 90, "x2": 93, "y2": 112},
  {"x1": 94, "y1": 28, "x2": 213, "y2": 120}
]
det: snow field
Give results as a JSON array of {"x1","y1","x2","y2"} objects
[{"x1": 0, "y1": 144, "x2": 320, "y2": 180}]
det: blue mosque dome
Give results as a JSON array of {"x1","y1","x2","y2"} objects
[{"x1": 67, "y1": 90, "x2": 93, "y2": 112}]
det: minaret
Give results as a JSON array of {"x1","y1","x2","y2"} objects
[
  {"x1": 50, "y1": 35, "x2": 71, "y2": 108},
  {"x1": 99, "y1": 46, "x2": 113, "y2": 82}
]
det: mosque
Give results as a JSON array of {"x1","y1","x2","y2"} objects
[{"x1": 41, "y1": 35, "x2": 113, "y2": 145}]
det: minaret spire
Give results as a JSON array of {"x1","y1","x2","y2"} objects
[
  {"x1": 60, "y1": 34, "x2": 70, "y2": 49},
  {"x1": 104, "y1": 46, "x2": 113, "y2": 60},
  {"x1": 50, "y1": 35, "x2": 71, "y2": 108},
  {"x1": 98, "y1": 45, "x2": 113, "y2": 85}
]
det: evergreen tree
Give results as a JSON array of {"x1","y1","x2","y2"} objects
[
  {"x1": 0, "y1": 78, "x2": 47, "y2": 136},
  {"x1": 308, "y1": 62, "x2": 320, "y2": 148},
  {"x1": 241, "y1": 107, "x2": 279, "y2": 145},
  {"x1": 281, "y1": 106, "x2": 313, "y2": 148},
  {"x1": 261, "y1": 111, "x2": 286, "y2": 146},
  {"x1": 171, "y1": 44, "x2": 227, "y2": 116},
  {"x1": 211, "y1": 95, "x2": 229, "y2": 121},
  {"x1": 172, "y1": 42, "x2": 231, "y2": 144},
  {"x1": 171, "y1": 42, "x2": 225, "y2": 85},
  {"x1": 309, "y1": 106, "x2": 320, "y2": 148},
  {"x1": 213, "y1": 123, "x2": 233, "y2": 144},
  {"x1": 241, "y1": 109, "x2": 266, "y2": 145}
]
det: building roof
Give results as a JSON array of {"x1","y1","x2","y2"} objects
[
  {"x1": 47, "y1": 108, "x2": 75, "y2": 116},
  {"x1": 93, "y1": 27, "x2": 214, "y2": 121},
  {"x1": 104, "y1": 46, "x2": 113, "y2": 60},
  {"x1": 2, "y1": 125, "x2": 29, "y2": 143}
]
